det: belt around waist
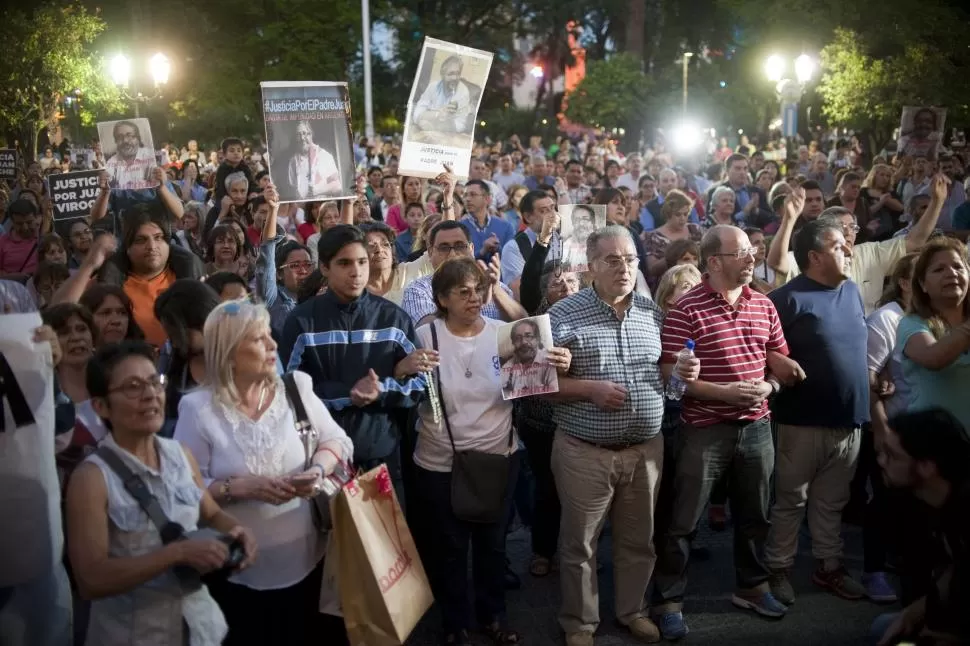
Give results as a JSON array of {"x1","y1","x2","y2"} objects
[{"x1": 571, "y1": 435, "x2": 648, "y2": 451}]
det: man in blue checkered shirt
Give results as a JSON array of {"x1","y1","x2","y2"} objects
[{"x1": 546, "y1": 225, "x2": 699, "y2": 646}]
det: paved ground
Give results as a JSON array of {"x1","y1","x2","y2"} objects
[{"x1": 408, "y1": 516, "x2": 891, "y2": 645}]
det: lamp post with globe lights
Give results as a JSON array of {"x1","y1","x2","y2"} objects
[
  {"x1": 764, "y1": 53, "x2": 815, "y2": 140},
  {"x1": 109, "y1": 52, "x2": 171, "y2": 118}
]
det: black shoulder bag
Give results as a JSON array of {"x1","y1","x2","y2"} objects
[{"x1": 430, "y1": 321, "x2": 513, "y2": 524}]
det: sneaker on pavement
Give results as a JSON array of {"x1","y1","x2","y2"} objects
[
  {"x1": 862, "y1": 572, "x2": 898, "y2": 603},
  {"x1": 732, "y1": 591, "x2": 787, "y2": 619},
  {"x1": 565, "y1": 631, "x2": 594, "y2": 646},
  {"x1": 768, "y1": 568, "x2": 795, "y2": 606},
  {"x1": 623, "y1": 616, "x2": 661, "y2": 643},
  {"x1": 812, "y1": 564, "x2": 865, "y2": 600},
  {"x1": 658, "y1": 612, "x2": 689, "y2": 641},
  {"x1": 708, "y1": 504, "x2": 728, "y2": 531}
]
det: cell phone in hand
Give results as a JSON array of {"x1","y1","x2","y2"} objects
[{"x1": 288, "y1": 473, "x2": 318, "y2": 484}]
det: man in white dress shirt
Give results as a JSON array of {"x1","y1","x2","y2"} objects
[
  {"x1": 286, "y1": 120, "x2": 342, "y2": 200},
  {"x1": 104, "y1": 120, "x2": 156, "y2": 190}
]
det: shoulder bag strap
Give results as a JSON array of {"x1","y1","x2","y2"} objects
[
  {"x1": 95, "y1": 445, "x2": 184, "y2": 544},
  {"x1": 281, "y1": 372, "x2": 313, "y2": 470},
  {"x1": 17, "y1": 242, "x2": 38, "y2": 273},
  {"x1": 515, "y1": 231, "x2": 532, "y2": 261},
  {"x1": 430, "y1": 321, "x2": 459, "y2": 454}
]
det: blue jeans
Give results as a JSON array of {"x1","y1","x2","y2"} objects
[
  {"x1": 0, "y1": 563, "x2": 72, "y2": 646},
  {"x1": 416, "y1": 454, "x2": 520, "y2": 634},
  {"x1": 869, "y1": 612, "x2": 899, "y2": 645}
]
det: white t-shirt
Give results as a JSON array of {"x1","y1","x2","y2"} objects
[
  {"x1": 414, "y1": 318, "x2": 515, "y2": 472},
  {"x1": 866, "y1": 301, "x2": 911, "y2": 418},
  {"x1": 174, "y1": 371, "x2": 353, "y2": 590}
]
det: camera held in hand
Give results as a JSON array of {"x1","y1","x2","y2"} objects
[{"x1": 171, "y1": 528, "x2": 246, "y2": 590}]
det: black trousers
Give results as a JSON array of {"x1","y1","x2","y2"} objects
[
  {"x1": 518, "y1": 423, "x2": 560, "y2": 559},
  {"x1": 207, "y1": 559, "x2": 349, "y2": 646}
]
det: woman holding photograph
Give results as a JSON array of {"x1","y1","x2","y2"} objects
[
  {"x1": 414, "y1": 257, "x2": 570, "y2": 645},
  {"x1": 174, "y1": 301, "x2": 354, "y2": 645}
]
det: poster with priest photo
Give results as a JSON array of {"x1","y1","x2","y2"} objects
[
  {"x1": 559, "y1": 203, "x2": 607, "y2": 273},
  {"x1": 897, "y1": 106, "x2": 946, "y2": 161},
  {"x1": 400, "y1": 37, "x2": 493, "y2": 181},
  {"x1": 96, "y1": 118, "x2": 156, "y2": 190},
  {"x1": 260, "y1": 81, "x2": 356, "y2": 204},
  {"x1": 497, "y1": 314, "x2": 559, "y2": 400}
]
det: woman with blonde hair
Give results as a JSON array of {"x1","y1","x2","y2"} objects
[
  {"x1": 897, "y1": 237, "x2": 970, "y2": 429},
  {"x1": 655, "y1": 263, "x2": 702, "y2": 313},
  {"x1": 861, "y1": 163, "x2": 904, "y2": 241},
  {"x1": 174, "y1": 301, "x2": 353, "y2": 645}
]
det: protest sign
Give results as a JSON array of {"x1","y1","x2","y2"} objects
[
  {"x1": 50, "y1": 170, "x2": 101, "y2": 221},
  {"x1": 0, "y1": 313, "x2": 61, "y2": 588},
  {"x1": 897, "y1": 106, "x2": 946, "y2": 161},
  {"x1": 400, "y1": 38, "x2": 493, "y2": 181},
  {"x1": 0, "y1": 149, "x2": 17, "y2": 181},
  {"x1": 497, "y1": 314, "x2": 559, "y2": 400},
  {"x1": 260, "y1": 81, "x2": 355, "y2": 204},
  {"x1": 96, "y1": 118, "x2": 156, "y2": 190},
  {"x1": 559, "y1": 204, "x2": 607, "y2": 272}
]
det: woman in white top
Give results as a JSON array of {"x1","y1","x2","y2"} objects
[
  {"x1": 858, "y1": 252, "x2": 918, "y2": 603},
  {"x1": 174, "y1": 301, "x2": 353, "y2": 646},
  {"x1": 66, "y1": 341, "x2": 257, "y2": 646},
  {"x1": 414, "y1": 257, "x2": 569, "y2": 645}
]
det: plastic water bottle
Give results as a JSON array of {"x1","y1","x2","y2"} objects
[{"x1": 666, "y1": 340, "x2": 696, "y2": 401}]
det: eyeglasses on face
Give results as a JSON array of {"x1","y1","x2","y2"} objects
[
  {"x1": 843, "y1": 224, "x2": 861, "y2": 234},
  {"x1": 434, "y1": 242, "x2": 470, "y2": 255},
  {"x1": 108, "y1": 374, "x2": 166, "y2": 399},
  {"x1": 367, "y1": 241, "x2": 392, "y2": 253},
  {"x1": 283, "y1": 261, "x2": 314, "y2": 271},
  {"x1": 713, "y1": 247, "x2": 757, "y2": 260},
  {"x1": 597, "y1": 255, "x2": 639, "y2": 270},
  {"x1": 449, "y1": 285, "x2": 487, "y2": 301}
]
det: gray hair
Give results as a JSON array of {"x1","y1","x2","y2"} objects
[
  {"x1": 586, "y1": 224, "x2": 635, "y2": 263},
  {"x1": 224, "y1": 171, "x2": 249, "y2": 192},
  {"x1": 711, "y1": 185, "x2": 735, "y2": 205},
  {"x1": 819, "y1": 206, "x2": 854, "y2": 222},
  {"x1": 658, "y1": 168, "x2": 677, "y2": 182},
  {"x1": 531, "y1": 154, "x2": 546, "y2": 166}
]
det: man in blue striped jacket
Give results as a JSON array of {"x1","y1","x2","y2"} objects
[{"x1": 280, "y1": 225, "x2": 432, "y2": 494}]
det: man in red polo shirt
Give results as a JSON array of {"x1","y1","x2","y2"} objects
[
  {"x1": 0, "y1": 199, "x2": 41, "y2": 280},
  {"x1": 651, "y1": 224, "x2": 801, "y2": 639}
]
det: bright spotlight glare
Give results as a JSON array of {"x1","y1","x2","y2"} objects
[
  {"x1": 149, "y1": 53, "x2": 171, "y2": 86},
  {"x1": 529, "y1": 65, "x2": 544, "y2": 79},
  {"x1": 794, "y1": 54, "x2": 815, "y2": 84},
  {"x1": 764, "y1": 54, "x2": 785, "y2": 82},
  {"x1": 109, "y1": 54, "x2": 131, "y2": 87},
  {"x1": 671, "y1": 122, "x2": 701, "y2": 153}
]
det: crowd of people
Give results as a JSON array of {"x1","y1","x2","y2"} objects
[{"x1": 1, "y1": 125, "x2": 969, "y2": 646}]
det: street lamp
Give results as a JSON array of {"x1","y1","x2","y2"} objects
[
  {"x1": 109, "y1": 52, "x2": 170, "y2": 118},
  {"x1": 681, "y1": 52, "x2": 693, "y2": 115},
  {"x1": 763, "y1": 53, "x2": 815, "y2": 139}
]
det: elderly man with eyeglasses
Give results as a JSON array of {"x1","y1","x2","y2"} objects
[{"x1": 545, "y1": 224, "x2": 700, "y2": 646}]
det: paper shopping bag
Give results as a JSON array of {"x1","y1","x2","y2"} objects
[
  {"x1": 318, "y1": 532, "x2": 342, "y2": 616},
  {"x1": 331, "y1": 464, "x2": 433, "y2": 645}
]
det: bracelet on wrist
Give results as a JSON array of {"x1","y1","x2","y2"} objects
[
  {"x1": 308, "y1": 464, "x2": 326, "y2": 477},
  {"x1": 220, "y1": 477, "x2": 234, "y2": 503},
  {"x1": 442, "y1": 203, "x2": 454, "y2": 210}
]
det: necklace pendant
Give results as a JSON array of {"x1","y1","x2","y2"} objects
[{"x1": 464, "y1": 369, "x2": 473, "y2": 378}]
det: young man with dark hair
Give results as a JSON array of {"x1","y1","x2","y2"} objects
[
  {"x1": 461, "y1": 178, "x2": 514, "y2": 262},
  {"x1": 499, "y1": 189, "x2": 560, "y2": 294},
  {"x1": 280, "y1": 224, "x2": 429, "y2": 493},
  {"x1": 872, "y1": 408, "x2": 970, "y2": 646}
]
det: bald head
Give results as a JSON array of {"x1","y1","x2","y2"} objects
[{"x1": 658, "y1": 168, "x2": 678, "y2": 196}]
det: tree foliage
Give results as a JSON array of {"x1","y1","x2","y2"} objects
[
  {"x1": 564, "y1": 54, "x2": 652, "y2": 129},
  {"x1": 0, "y1": 2, "x2": 121, "y2": 156}
]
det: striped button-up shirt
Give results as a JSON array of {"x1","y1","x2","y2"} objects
[
  {"x1": 661, "y1": 277, "x2": 788, "y2": 427},
  {"x1": 548, "y1": 287, "x2": 666, "y2": 444},
  {"x1": 401, "y1": 274, "x2": 511, "y2": 323}
]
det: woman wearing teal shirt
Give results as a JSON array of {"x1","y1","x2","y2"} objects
[{"x1": 897, "y1": 237, "x2": 970, "y2": 428}]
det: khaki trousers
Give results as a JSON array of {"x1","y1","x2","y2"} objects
[
  {"x1": 764, "y1": 424, "x2": 861, "y2": 570},
  {"x1": 551, "y1": 432, "x2": 663, "y2": 634}
]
